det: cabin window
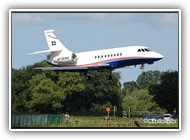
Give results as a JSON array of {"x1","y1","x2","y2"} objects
[
  {"x1": 138, "y1": 49, "x2": 141, "y2": 52},
  {"x1": 108, "y1": 54, "x2": 110, "y2": 57},
  {"x1": 141, "y1": 49, "x2": 145, "y2": 52},
  {"x1": 120, "y1": 53, "x2": 122, "y2": 56},
  {"x1": 105, "y1": 55, "x2": 107, "y2": 58},
  {"x1": 101, "y1": 55, "x2": 103, "y2": 58},
  {"x1": 117, "y1": 53, "x2": 119, "y2": 56},
  {"x1": 114, "y1": 54, "x2": 116, "y2": 57},
  {"x1": 111, "y1": 54, "x2": 113, "y2": 57},
  {"x1": 95, "y1": 56, "x2": 97, "y2": 59},
  {"x1": 98, "y1": 56, "x2": 100, "y2": 58}
]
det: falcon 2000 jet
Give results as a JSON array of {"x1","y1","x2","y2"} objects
[{"x1": 28, "y1": 29, "x2": 164, "y2": 80}]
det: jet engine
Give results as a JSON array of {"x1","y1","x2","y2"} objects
[{"x1": 53, "y1": 53, "x2": 78, "y2": 64}]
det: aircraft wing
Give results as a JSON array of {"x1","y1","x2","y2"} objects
[
  {"x1": 87, "y1": 64, "x2": 110, "y2": 70},
  {"x1": 35, "y1": 64, "x2": 110, "y2": 72}
]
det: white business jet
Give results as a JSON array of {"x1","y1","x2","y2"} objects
[{"x1": 29, "y1": 29, "x2": 164, "y2": 80}]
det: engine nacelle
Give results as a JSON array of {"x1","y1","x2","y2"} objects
[{"x1": 53, "y1": 53, "x2": 78, "y2": 64}]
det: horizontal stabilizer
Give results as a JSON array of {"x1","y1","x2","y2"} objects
[{"x1": 26, "y1": 49, "x2": 62, "y2": 55}]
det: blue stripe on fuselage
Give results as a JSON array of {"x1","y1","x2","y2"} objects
[{"x1": 106, "y1": 57, "x2": 162, "y2": 68}]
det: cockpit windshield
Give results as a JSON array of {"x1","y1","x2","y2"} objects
[{"x1": 137, "y1": 48, "x2": 151, "y2": 52}]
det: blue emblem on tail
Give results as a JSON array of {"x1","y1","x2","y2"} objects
[{"x1": 51, "y1": 41, "x2": 56, "y2": 46}]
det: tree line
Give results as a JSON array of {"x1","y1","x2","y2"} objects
[{"x1": 12, "y1": 60, "x2": 179, "y2": 116}]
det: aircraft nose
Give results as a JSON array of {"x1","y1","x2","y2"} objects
[
  {"x1": 159, "y1": 53, "x2": 164, "y2": 59},
  {"x1": 156, "y1": 53, "x2": 164, "y2": 59}
]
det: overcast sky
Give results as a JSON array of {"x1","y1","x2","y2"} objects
[{"x1": 11, "y1": 10, "x2": 179, "y2": 84}]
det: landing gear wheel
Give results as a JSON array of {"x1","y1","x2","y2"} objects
[
  {"x1": 106, "y1": 75, "x2": 112, "y2": 80},
  {"x1": 106, "y1": 69, "x2": 113, "y2": 80},
  {"x1": 142, "y1": 71, "x2": 145, "y2": 75},
  {"x1": 84, "y1": 70, "x2": 91, "y2": 80},
  {"x1": 140, "y1": 64, "x2": 145, "y2": 70},
  {"x1": 85, "y1": 75, "x2": 91, "y2": 80}
]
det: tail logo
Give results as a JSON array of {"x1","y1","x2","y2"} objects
[{"x1": 51, "y1": 41, "x2": 56, "y2": 46}]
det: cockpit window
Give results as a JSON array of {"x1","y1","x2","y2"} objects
[{"x1": 138, "y1": 48, "x2": 151, "y2": 52}]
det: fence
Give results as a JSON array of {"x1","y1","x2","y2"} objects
[
  {"x1": 12, "y1": 114, "x2": 64, "y2": 127},
  {"x1": 122, "y1": 111, "x2": 166, "y2": 118}
]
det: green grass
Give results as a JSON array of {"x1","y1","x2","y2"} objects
[{"x1": 49, "y1": 116, "x2": 179, "y2": 128}]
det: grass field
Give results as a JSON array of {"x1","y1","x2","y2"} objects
[{"x1": 51, "y1": 116, "x2": 179, "y2": 128}]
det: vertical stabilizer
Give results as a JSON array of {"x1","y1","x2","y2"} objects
[{"x1": 44, "y1": 29, "x2": 71, "y2": 53}]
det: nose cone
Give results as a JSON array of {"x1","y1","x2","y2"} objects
[
  {"x1": 158, "y1": 53, "x2": 164, "y2": 59},
  {"x1": 149, "y1": 51, "x2": 164, "y2": 61},
  {"x1": 155, "y1": 52, "x2": 164, "y2": 61}
]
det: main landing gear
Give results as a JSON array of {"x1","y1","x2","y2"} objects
[
  {"x1": 84, "y1": 71, "x2": 92, "y2": 80},
  {"x1": 106, "y1": 69, "x2": 112, "y2": 80}
]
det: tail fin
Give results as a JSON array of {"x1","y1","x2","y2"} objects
[
  {"x1": 28, "y1": 29, "x2": 75, "y2": 64},
  {"x1": 27, "y1": 29, "x2": 71, "y2": 55},
  {"x1": 44, "y1": 29, "x2": 71, "y2": 53},
  {"x1": 44, "y1": 29, "x2": 74, "y2": 63}
]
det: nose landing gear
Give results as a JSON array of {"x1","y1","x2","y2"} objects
[
  {"x1": 140, "y1": 64, "x2": 145, "y2": 70},
  {"x1": 140, "y1": 64, "x2": 146, "y2": 75}
]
